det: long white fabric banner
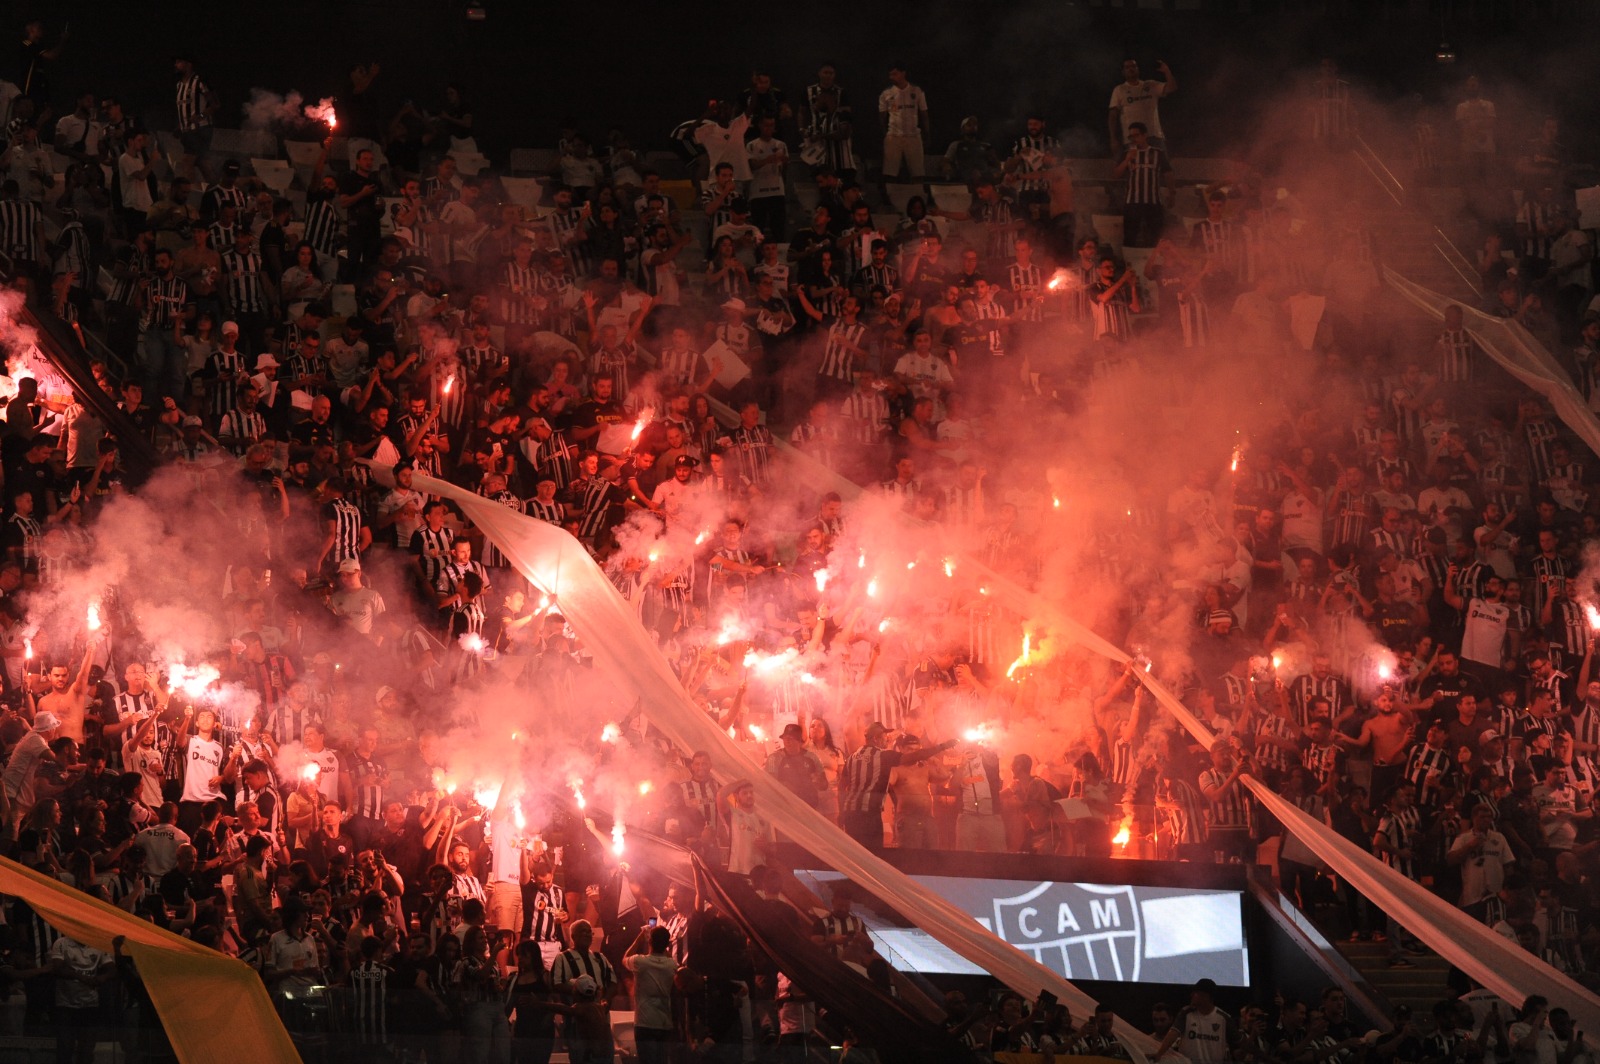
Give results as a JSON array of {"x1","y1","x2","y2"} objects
[{"x1": 374, "y1": 463, "x2": 1155, "y2": 1058}]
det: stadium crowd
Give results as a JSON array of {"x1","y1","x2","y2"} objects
[{"x1": 0, "y1": 24, "x2": 1595, "y2": 1064}]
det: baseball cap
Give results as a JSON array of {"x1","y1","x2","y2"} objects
[
  {"x1": 780, "y1": 723, "x2": 804, "y2": 740},
  {"x1": 221, "y1": 320, "x2": 239, "y2": 335},
  {"x1": 674, "y1": 455, "x2": 700, "y2": 469},
  {"x1": 222, "y1": 160, "x2": 241, "y2": 174},
  {"x1": 255, "y1": 354, "x2": 279, "y2": 370},
  {"x1": 33, "y1": 712, "x2": 60, "y2": 732},
  {"x1": 572, "y1": 975, "x2": 597, "y2": 998},
  {"x1": 337, "y1": 558, "x2": 361, "y2": 574},
  {"x1": 865, "y1": 721, "x2": 893, "y2": 739},
  {"x1": 1480, "y1": 729, "x2": 1504, "y2": 744},
  {"x1": 182, "y1": 415, "x2": 202, "y2": 428},
  {"x1": 376, "y1": 686, "x2": 396, "y2": 704},
  {"x1": 722, "y1": 297, "x2": 746, "y2": 312}
]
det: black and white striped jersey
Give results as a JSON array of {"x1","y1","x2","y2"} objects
[
  {"x1": 175, "y1": 75, "x2": 212, "y2": 132},
  {"x1": 220, "y1": 248, "x2": 267, "y2": 314}
]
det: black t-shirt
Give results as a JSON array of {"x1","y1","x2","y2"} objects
[
  {"x1": 307, "y1": 829, "x2": 355, "y2": 878},
  {"x1": 340, "y1": 170, "x2": 383, "y2": 227},
  {"x1": 560, "y1": 398, "x2": 624, "y2": 438},
  {"x1": 291, "y1": 419, "x2": 337, "y2": 450}
]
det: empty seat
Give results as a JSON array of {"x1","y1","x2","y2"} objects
[{"x1": 250, "y1": 158, "x2": 295, "y2": 192}]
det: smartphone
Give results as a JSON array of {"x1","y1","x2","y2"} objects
[
  {"x1": 648, "y1": 917, "x2": 658, "y2": 928},
  {"x1": 1037, "y1": 990, "x2": 1058, "y2": 1012}
]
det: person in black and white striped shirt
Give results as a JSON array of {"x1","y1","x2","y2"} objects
[
  {"x1": 1114, "y1": 123, "x2": 1171, "y2": 248},
  {"x1": 804, "y1": 294, "x2": 868, "y2": 395},
  {"x1": 839, "y1": 722, "x2": 954, "y2": 852},
  {"x1": 316, "y1": 477, "x2": 370, "y2": 573},
  {"x1": 1007, "y1": 115, "x2": 1059, "y2": 209},
  {"x1": 173, "y1": 56, "x2": 216, "y2": 175},
  {"x1": 220, "y1": 230, "x2": 268, "y2": 351},
  {"x1": 1433, "y1": 303, "x2": 1476, "y2": 385}
]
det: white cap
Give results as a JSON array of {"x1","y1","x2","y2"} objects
[
  {"x1": 33, "y1": 711, "x2": 60, "y2": 732},
  {"x1": 221, "y1": 321, "x2": 240, "y2": 335}
]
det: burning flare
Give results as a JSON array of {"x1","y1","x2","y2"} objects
[
  {"x1": 86, "y1": 603, "x2": 102, "y2": 632},
  {"x1": 1005, "y1": 633, "x2": 1033, "y2": 679},
  {"x1": 600, "y1": 722, "x2": 622, "y2": 744},
  {"x1": 611, "y1": 821, "x2": 626, "y2": 856},
  {"x1": 1586, "y1": 604, "x2": 1600, "y2": 631},
  {"x1": 304, "y1": 97, "x2": 338, "y2": 130}
]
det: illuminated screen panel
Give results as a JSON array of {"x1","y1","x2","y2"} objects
[{"x1": 796, "y1": 872, "x2": 1250, "y2": 987}]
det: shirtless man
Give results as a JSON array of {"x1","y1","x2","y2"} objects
[
  {"x1": 38, "y1": 639, "x2": 98, "y2": 743},
  {"x1": 1334, "y1": 688, "x2": 1414, "y2": 798}
]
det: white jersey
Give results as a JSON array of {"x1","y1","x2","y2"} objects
[
  {"x1": 1176, "y1": 1005, "x2": 1232, "y2": 1064},
  {"x1": 1110, "y1": 79, "x2": 1168, "y2": 140},
  {"x1": 180, "y1": 737, "x2": 225, "y2": 803},
  {"x1": 1460, "y1": 598, "x2": 1510, "y2": 668}
]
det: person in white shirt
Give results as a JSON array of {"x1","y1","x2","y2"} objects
[
  {"x1": 1445, "y1": 569, "x2": 1508, "y2": 669},
  {"x1": 878, "y1": 65, "x2": 929, "y2": 180},
  {"x1": 1447, "y1": 802, "x2": 1513, "y2": 918},
  {"x1": 745, "y1": 116, "x2": 788, "y2": 239},
  {"x1": 718, "y1": 778, "x2": 775, "y2": 876},
  {"x1": 135, "y1": 802, "x2": 193, "y2": 879},
  {"x1": 1108, "y1": 57, "x2": 1177, "y2": 154},
  {"x1": 118, "y1": 130, "x2": 156, "y2": 232}
]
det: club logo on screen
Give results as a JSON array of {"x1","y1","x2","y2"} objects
[{"x1": 988, "y1": 882, "x2": 1143, "y2": 981}]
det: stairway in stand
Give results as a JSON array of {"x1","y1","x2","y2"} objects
[{"x1": 1335, "y1": 937, "x2": 1453, "y2": 1015}]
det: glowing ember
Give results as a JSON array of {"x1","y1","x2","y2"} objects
[
  {"x1": 877, "y1": 618, "x2": 890, "y2": 633},
  {"x1": 571, "y1": 780, "x2": 586, "y2": 809},
  {"x1": 1376, "y1": 662, "x2": 1394, "y2": 682},
  {"x1": 647, "y1": 549, "x2": 661, "y2": 564},
  {"x1": 304, "y1": 97, "x2": 338, "y2": 130},
  {"x1": 1229, "y1": 445, "x2": 1242, "y2": 473},
  {"x1": 611, "y1": 821, "x2": 626, "y2": 855},
  {"x1": 600, "y1": 722, "x2": 622, "y2": 744},
  {"x1": 445, "y1": 781, "x2": 458, "y2": 796},
  {"x1": 943, "y1": 558, "x2": 954, "y2": 578},
  {"x1": 866, "y1": 579, "x2": 879, "y2": 598},
  {"x1": 814, "y1": 569, "x2": 830, "y2": 594},
  {"x1": 748, "y1": 723, "x2": 767, "y2": 741},
  {"x1": 86, "y1": 603, "x2": 101, "y2": 632},
  {"x1": 442, "y1": 376, "x2": 454, "y2": 397},
  {"x1": 1270, "y1": 653, "x2": 1282, "y2": 671},
  {"x1": 630, "y1": 409, "x2": 652, "y2": 443},
  {"x1": 694, "y1": 530, "x2": 709, "y2": 546},
  {"x1": 459, "y1": 633, "x2": 488, "y2": 655},
  {"x1": 857, "y1": 551, "x2": 865, "y2": 569},
  {"x1": 301, "y1": 762, "x2": 322, "y2": 782},
  {"x1": 474, "y1": 784, "x2": 501, "y2": 809},
  {"x1": 637, "y1": 781, "x2": 653, "y2": 796},
  {"x1": 906, "y1": 561, "x2": 916, "y2": 570},
  {"x1": 1113, "y1": 822, "x2": 1132, "y2": 847},
  {"x1": 979, "y1": 586, "x2": 989, "y2": 596},
  {"x1": 1053, "y1": 496, "x2": 1062, "y2": 509}
]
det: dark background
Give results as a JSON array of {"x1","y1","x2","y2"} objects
[{"x1": 12, "y1": 1, "x2": 1600, "y2": 163}]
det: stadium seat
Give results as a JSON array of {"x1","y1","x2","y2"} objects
[
  {"x1": 659, "y1": 179, "x2": 698, "y2": 212},
  {"x1": 211, "y1": 128, "x2": 279, "y2": 158},
  {"x1": 284, "y1": 140, "x2": 325, "y2": 168},
  {"x1": 450, "y1": 151, "x2": 491, "y2": 177},
  {"x1": 329, "y1": 284, "x2": 358, "y2": 319},
  {"x1": 510, "y1": 148, "x2": 559, "y2": 174},
  {"x1": 251, "y1": 158, "x2": 295, "y2": 193},
  {"x1": 500, "y1": 176, "x2": 546, "y2": 214},
  {"x1": 884, "y1": 183, "x2": 923, "y2": 214}
]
